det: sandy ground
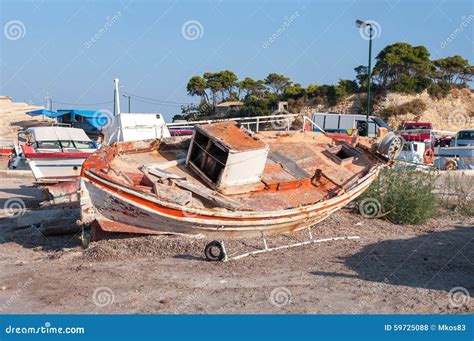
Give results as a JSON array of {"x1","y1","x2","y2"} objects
[{"x1": 0, "y1": 202, "x2": 472, "y2": 314}]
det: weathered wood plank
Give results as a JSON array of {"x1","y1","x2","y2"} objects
[
  {"x1": 145, "y1": 158, "x2": 186, "y2": 170},
  {"x1": 268, "y1": 151, "x2": 310, "y2": 179},
  {"x1": 173, "y1": 179, "x2": 242, "y2": 211},
  {"x1": 152, "y1": 181, "x2": 192, "y2": 206},
  {"x1": 39, "y1": 218, "x2": 81, "y2": 236},
  {"x1": 145, "y1": 167, "x2": 186, "y2": 180}
]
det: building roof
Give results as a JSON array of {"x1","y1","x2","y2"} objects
[
  {"x1": 26, "y1": 127, "x2": 91, "y2": 142},
  {"x1": 215, "y1": 101, "x2": 244, "y2": 107},
  {"x1": 196, "y1": 121, "x2": 267, "y2": 152}
]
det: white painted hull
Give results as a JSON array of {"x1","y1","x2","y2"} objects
[
  {"x1": 80, "y1": 167, "x2": 380, "y2": 239},
  {"x1": 28, "y1": 157, "x2": 87, "y2": 181}
]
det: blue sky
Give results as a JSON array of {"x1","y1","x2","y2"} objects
[{"x1": 1, "y1": 0, "x2": 473, "y2": 121}]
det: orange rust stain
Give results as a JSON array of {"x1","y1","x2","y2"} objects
[
  {"x1": 84, "y1": 171, "x2": 371, "y2": 222},
  {"x1": 198, "y1": 121, "x2": 266, "y2": 151}
]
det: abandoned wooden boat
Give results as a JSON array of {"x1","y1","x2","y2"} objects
[{"x1": 79, "y1": 119, "x2": 402, "y2": 239}]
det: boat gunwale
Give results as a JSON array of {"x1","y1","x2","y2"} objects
[{"x1": 82, "y1": 165, "x2": 381, "y2": 222}]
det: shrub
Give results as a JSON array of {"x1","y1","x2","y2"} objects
[
  {"x1": 356, "y1": 168, "x2": 437, "y2": 224},
  {"x1": 437, "y1": 172, "x2": 474, "y2": 216},
  {"x1": 391, "y1": 75, "x2": 432, "y2": 94},
  {"x1": 427, "y1": 80, "x2": 451, "y2": 99},
  {"x1": 381, "y1": 99, "x2": 426, "y2": 119}
]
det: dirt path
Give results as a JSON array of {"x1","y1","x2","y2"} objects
[{"x1": 0, "y1": 210, "x2": 472, "y2": 314}]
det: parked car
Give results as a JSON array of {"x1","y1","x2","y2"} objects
[
  {"x1": 450, "y1": 130, "x2": 474, "y2": 147},
  {"x1": 434, "y1": 135, "x2": 453, "y2": 147},
  {"x1": 311, "y1": 112, "x2": 390, "y2": 138},
  {"x1": 435, "y1": 146, "x2": 474, "y2": 170}
]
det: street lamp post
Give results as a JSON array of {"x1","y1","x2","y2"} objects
[
  {"x1": 123, "y1": 94, "x2": 131, "y2": 113},
  {"x1": 356, "y1": 19, "x2": 373, "y2": 137}
]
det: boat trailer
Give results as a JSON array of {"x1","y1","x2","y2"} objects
[{"x1": 204, "y1": 227, "x2": 360, "y2": 262}]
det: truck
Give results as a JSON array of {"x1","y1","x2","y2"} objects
[
  {"x1": 399, "y1": 122, "x2": 436, "y2": 148},
  {"x1": 311, "y1": 112, "x2": 391, "y2": 138}
]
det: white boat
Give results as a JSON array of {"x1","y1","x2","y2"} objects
[{"x1": 18, "y1": 126, "x2": 97, "y2": 181}]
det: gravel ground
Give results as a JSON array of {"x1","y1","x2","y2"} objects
[{"x1": 0, "y1": 209, "x2": 472, "y2": 314}]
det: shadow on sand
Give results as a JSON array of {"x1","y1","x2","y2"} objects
[{"x1": 312, "y1": 223, "x2": 474, "y2": 294}]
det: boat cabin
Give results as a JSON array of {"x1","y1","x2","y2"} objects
[
  {"x1": 186, "y1": 121, "x2": 269, "y2": 194},
  {"x1": 20, "y1": 127, "x2": 96, "y2": 153}
]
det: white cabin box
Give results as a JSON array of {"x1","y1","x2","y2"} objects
[
  {"x1": 186, "y1": 121, "x2": 269, "y2": 194},
  {"x1": 106, "y1": 113, "x2": 171, "y2": 144}
]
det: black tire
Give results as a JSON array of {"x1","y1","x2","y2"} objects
[{"x1": 204, "y1": 241, "x2": 225, "y2": 261}]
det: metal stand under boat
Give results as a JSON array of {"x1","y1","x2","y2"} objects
[{"x1": 204, "y1": 228, "x2": 361, "y2": 262}]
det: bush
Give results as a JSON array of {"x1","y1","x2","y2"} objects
[
  {"x1": 381, "y1": 99, "x2": 426, "y2": 119},
  {"x1": 437, "y1": 172, "x2": 474, "y2": 216},
  {"x1": 427, "y1": 80, "x2": 451, "y2": 99},
  {"x1": 391, "y1": 75, "x2": 432, "y2": 94},
  {"x1": 356, "y1": 168, "x2": 437, "y2": 224}
]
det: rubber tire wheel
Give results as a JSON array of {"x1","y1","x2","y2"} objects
[
  {"x1": 445, "y1": 160, "x2": 457, "y2": 171},
  {"x1": 204, "y1": 241, "x2": 225, "y2": 261}
]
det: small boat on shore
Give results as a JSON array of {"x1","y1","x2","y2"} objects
[
  {"x1": 16, "y1": 126, "x2": 97, "y2": 181},
  {"x1": 79, "y1": 115, "x2": 402, "y2": 239}
]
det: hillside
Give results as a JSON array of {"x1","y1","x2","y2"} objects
[
  {"x1": 0, "y1": 96, "x2": 49, "y2": 137},
  {"x1": 300, "y1": 88, "x2": 474, "y2": 132}
]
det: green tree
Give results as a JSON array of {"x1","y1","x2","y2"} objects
[
  {"x1": 217, "y1": 70, "x2": 238, "y2": 100},
  {"x1": 333, "y1": 79, "x2": 358, "y2": 102},
  {"x1": 186, "y1": 76, "x2": 208, "y2": 103},
  {"x1": 372, "y1": 42, "x2": 433, "y2": 90},
  {"x1": 354, "y1": 65, "x2": 368, "y2": 89},
  {"x1": 283, "y1": 83, "x2": 306, "y2": 99},
  {"x1": 306, "y1": 83, "x2": 319, "y2": 98},
  {"x1": 203, "y1": 72, "x2": 223, "y2": 105},
  {"x1": 264, "y1": 73, "x2": 292, "y2": 94},
  {"x1": 237, "y1": 77, "x2": 257, "y2": 98},
  {"x1": 433, "y1": 55, "x2": 474, "y2": 86}
]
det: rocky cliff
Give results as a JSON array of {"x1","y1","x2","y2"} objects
[
  {"x1": 0, "y1": 96, "x2": 49, "y2": 137},
  {"x1": 299, "y1": 88, "x2": 474, "y2": 132}
]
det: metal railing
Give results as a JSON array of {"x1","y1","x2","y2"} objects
[{"x1": 167, "y1": 113, "x2": 326, "y2": 134}]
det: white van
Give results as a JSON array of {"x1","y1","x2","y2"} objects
[{"x1": 312, "y1": 112, "x2": 390, "y2": 138}]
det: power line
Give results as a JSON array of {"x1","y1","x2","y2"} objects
[
  {"x1": 129, "y1": 96, "x2": 187, "y2": 107},
  {"x1": 52, "y1": 99, "x2": 114, "y2": 106},
  {"x1": 122, "y1": 91, "x2": 193, "y2": 106}
]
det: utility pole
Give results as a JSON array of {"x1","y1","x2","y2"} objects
[
  {"x1": 355, "y1": 19, "x2": 373, "y2": 137},
  {"x1": 113, "y1": 78, "x2": 121, "y2": 115},
  {"x1": 45, "y1": 92, "x2": 52, "y2": 111},
  {"x1": 366, "y1": 25, "x2": 373, "y2": 137},
  {"x1": 123, "y1": 94, "x2": 131, "y2": 112}
]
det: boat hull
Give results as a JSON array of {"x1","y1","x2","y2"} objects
[
  {"x1": 80, "y1": 167, "x2": 380, "y2": 239},
  {"x1": 28, "y1": 157, "x2": 87, "y2": 181}
]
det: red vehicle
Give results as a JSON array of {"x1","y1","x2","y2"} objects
[{"x1": 400, "y1": 122, "x2": 435, "y2": 147}]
